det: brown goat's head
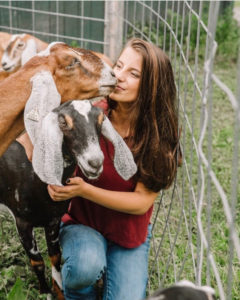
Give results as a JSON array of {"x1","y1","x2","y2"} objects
[{"x1": 33, "y1": 42, "x2": 117, "y2": 102}]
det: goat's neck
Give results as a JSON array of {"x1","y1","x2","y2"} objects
[{"x1": 0, "y1": 66, "x2": 49, "y2": 156}]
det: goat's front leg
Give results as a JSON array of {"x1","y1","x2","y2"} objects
[
  {"x1": 45, "y1": 219, "x2": 65, "y2": 300},
  {"x1": 15, "y1": 217, "x2": 51, "y2": 295}
]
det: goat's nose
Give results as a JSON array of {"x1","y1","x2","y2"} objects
[
  {"x1": 88, "y1": 158, "x2": 103, "y2": 170},
  {"x1": 111, "y1": 70, "x2": 116, "y2": 77},
  {"x1": 2, "y1": 62, "x2": 7, "y2": 67}
]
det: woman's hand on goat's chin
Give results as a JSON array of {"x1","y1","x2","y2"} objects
[{"x1": 47, "y1": 177, "x2": 86, "y2": 201}]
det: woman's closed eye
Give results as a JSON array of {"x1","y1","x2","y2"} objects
[{"x1": 131, "y1": 71, "x2": 140, "y2": 78}]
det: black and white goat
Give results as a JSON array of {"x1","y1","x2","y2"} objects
[
  {"x1": 0, "y1": 100, "x2": 137, "y2": 300},
  {"x1": 146, "y1": 280, "x2": 216, "y2": 300}
]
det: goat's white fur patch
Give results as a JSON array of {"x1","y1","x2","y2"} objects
[
  {"x1": 10, "y1": 33, "x2": 25, "y2": 42},
  {"x1": 14, "y1": 189, "x2": 20, "y2": 202},
  {"x1": 98, "y1": 61, "x2": 116, "y2": 89},
  {"x1": 72, "y1": 100, "x2": 91, "y2": 122},
  {"x1": 21, "y1": 38, "x2": 37, "y2": 65},
  {"x1": 29, "y1": 230, "x2": 40, "y2": 255},
  {"x1": 52, "y1": 266, "x2": 63, "y2": 290},
  {"x1": 175, "y1": 280, "x2": 196, "y2": 288},
  {"x1": 29, "y1": 247, "x2": 39, "y2": 256},
  {"x1": 76, "y1": 140, "x2": 104, "y2": 179},
  {"x1": 37, "y1": 41, "x2": 64, "y2": 57},
  {"x1": 175, "y1": 280, "x2": 215, "y2": 296}
]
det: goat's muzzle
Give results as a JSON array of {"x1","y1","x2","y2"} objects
[{"x1": 76, "y1": 152, "x2": 104, "y2": 180}]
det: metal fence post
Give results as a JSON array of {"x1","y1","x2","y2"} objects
[{"x1": 104, "y1": 0, "x2": 124, "y2": 62}]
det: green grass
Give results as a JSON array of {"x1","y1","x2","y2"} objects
[{"x1": 0, "y1": 214, "x2": 51, "y2": 300}]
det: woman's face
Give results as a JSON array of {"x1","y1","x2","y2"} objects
[{"x1": 110, "y1": 46, "x2": 142, "y2": 103}]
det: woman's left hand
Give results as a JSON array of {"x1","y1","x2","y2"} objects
[{"x1": 48, "y1": 177, "x2": 86, "y2": 201}]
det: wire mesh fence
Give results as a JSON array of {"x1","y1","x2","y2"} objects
[
  {"x1": 121, "y1": 1, "x2": 239, "y2": 299},
  {"x1": 0, "y1": 1, "x2": 106, "y2": 52},
  {"x1": 0, "y1": 1, "x2": 239, "y2": 300}
]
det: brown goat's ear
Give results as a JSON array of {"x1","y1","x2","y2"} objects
[{"x1": 101, "y1": 116, "x2": 137, "y2": 180}]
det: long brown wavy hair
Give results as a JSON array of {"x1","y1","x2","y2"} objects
[{"x1": 108, "y1": 38, "x2": 181, "y2": 192}]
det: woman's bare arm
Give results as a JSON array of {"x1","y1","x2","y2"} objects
[{"x1": 48, "y1": 178, "x2": 158, "y2": 215}]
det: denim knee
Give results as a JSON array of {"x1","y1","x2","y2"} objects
[
  {"x1": 62, "y1": 247, "x2": 106, "y2": 290},
  {"x1": 59, "y1": 224, "x2": 107, "y2": 291}
]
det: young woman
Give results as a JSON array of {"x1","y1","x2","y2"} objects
[{"x1": 47, "y1": 38, "x2": 181, "y2": 300}]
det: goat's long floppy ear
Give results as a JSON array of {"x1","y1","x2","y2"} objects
[
  {"x1": 24, "y1": 70, "x2": 61, "y2": 144},
  {"x1": 21, "y1": 39, "x2": 37, "y2": 65},
  {"x1": 24, "y1": 70, "x2": 63, "y2": 185},
  {"x1": 101, "y1": 116, "x2": 137, "y2": 180},
  {"x1": 31, "y1": 111, "x2": 64, "y2": 186}
]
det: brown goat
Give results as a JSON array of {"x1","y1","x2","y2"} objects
[{"x1": 0, "y1": 42, "x2": 116, "y2": 156}]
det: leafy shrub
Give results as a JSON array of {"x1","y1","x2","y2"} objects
[
  {"x1": 127, "y1": 3, "x2": 239, "y2": 62},
  {"x1": 215, "y1": 6, "x2": 239, "y2": 62}
]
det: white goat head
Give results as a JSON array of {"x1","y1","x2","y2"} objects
[
  {"x1": 1, "y1": 33, "x2": 47, "y2": 72},
  {"x1": 25, "y1": 100, "x2": 137, "y2": 185}
]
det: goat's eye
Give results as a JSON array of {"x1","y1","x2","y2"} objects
[
  {"x1": 66, "y1": 57, "x2": 79, "y2": 69},
  {"x1": 17, "y1": 42, "x2": 25, "y2": 49}
]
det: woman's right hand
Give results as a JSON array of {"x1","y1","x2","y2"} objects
[{"x1": 48, "y1": 177, "x2": 87, "y2": 202}]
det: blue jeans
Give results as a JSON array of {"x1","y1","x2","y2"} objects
[{"x1": 59, "y1": 223, "x2": 152, "y2": 300}]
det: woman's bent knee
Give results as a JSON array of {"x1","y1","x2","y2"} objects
[
  {"x1": 62, "y1": 247, "x2": 106, "y2": 289},
  {"x1": 59, "y1": 224, "x2": 107, "y2": 289}
]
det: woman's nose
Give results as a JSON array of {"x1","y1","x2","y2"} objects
[{"x1": 114, "y1": 69, "x2": 124, "y2": 81}]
